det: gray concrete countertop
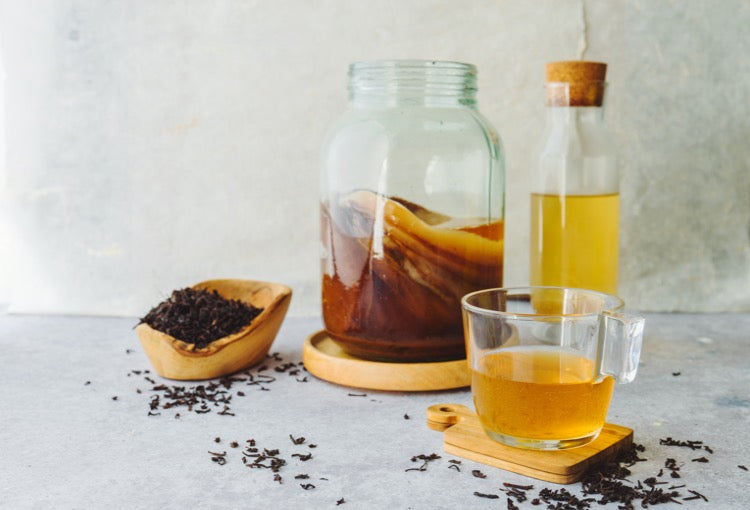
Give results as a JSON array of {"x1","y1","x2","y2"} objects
[{"x1": 1, "y1": 313, "x2": 748, "y2": 509}]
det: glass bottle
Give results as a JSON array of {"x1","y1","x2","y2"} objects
[
  {"x1": 530, "y1": 61, "x2": 618, "y2": 294},
  {"x1": 320, "y1": 60, "x2": 504, "y2": 362}
]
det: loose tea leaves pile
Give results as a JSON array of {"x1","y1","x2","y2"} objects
[{"x1": 139, "y1": 287, "x2": 263, "y2": 348}]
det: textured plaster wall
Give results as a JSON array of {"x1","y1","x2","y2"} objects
[{"x1": 0, "y1": 0, "x2": 748, "y2": 316}]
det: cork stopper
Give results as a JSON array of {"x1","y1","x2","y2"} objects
[{"x1": 545, "y1": 61, "x2": 607, "y2": 107}]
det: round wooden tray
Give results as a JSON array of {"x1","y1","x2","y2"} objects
[{"x1": 302, "y1": 330, "x2": 470, "y2": 391}]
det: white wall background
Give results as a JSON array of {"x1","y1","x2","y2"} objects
[{"x1": 1, "y1": 0, "x2": 748, "y2": 317}]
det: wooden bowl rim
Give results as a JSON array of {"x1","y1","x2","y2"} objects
[{"x1": 136, "y1": 278, "x2": 292, "y2": 356}]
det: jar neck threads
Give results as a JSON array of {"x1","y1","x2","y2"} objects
[{"x1": 348, "y1": 60, "x2": 478, "y2": 108}]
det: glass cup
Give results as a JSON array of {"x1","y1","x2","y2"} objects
[{"x1": 461, "y1": 286, "x2": 644, "y2": 450}]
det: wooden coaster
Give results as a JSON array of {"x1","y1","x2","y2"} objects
[
  {"x1": 302, "y1": 330, "x2": 470, "y2": 391},
  {"x1": 427, "y1": 404, "x2": 633, "y2": 484}
]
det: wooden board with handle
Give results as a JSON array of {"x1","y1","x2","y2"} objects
[{"x1": 427, "y1": 403, "x2": 633, "y2": 484}]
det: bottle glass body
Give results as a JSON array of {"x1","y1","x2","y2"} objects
[
  {"x1": 321, "y1": 60, "x2": 505, "y2": 362},
  {"x1": 530, "y1": 82, "x2": 618, "y2": 294}
]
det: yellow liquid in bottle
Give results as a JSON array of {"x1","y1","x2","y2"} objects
[{"x1": 530, "y1": 193, "x2": 619, "y2": 294}]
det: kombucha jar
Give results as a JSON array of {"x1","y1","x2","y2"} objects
[
  {"x1": 320, "y1": 60, "x2": 505, "y2": 362},
  {"x1": 530, "y1": 61, "x2": 619, "y2": 294}
]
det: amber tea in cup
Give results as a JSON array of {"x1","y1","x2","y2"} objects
[{"x1": 462, "y1": 287, "x2": 644, "y2": 450}]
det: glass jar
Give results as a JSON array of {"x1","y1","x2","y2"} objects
[
  {"x1": 320, "y1": 60, "x2": 505, "y2": 362},
  {"x1": 530, "y1": 61, "x2": 619, "y2": 294}
]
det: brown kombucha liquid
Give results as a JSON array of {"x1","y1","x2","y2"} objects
[{"x1": 321, "y1": 190, "x2": 503, "y2": 362}]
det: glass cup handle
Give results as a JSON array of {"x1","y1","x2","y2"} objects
[{"x1": 597, "y1": 311, "x2": 645, "y2": 383}]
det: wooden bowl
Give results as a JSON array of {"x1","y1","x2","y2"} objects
[{"x1": 136, "y1": 279, "x2": 292, "y2": 380}]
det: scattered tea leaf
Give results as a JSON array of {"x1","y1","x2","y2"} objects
[
  {"x1": 405, "y1": 453, "x2": 441, "y2": 472},
  {"x1": 473, "y1": 492, "x2": 499, "y2": 499},
  {"x1": 659, "y1": 437, "x2": 709, "y2": 451}
]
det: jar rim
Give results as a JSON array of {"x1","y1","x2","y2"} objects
[
  {"x1": 347, "y1": 60, "x2": 479, "y2": 107},
  {"x1": 349, "y1": 59, "x2": 477, "y2": 75}
]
